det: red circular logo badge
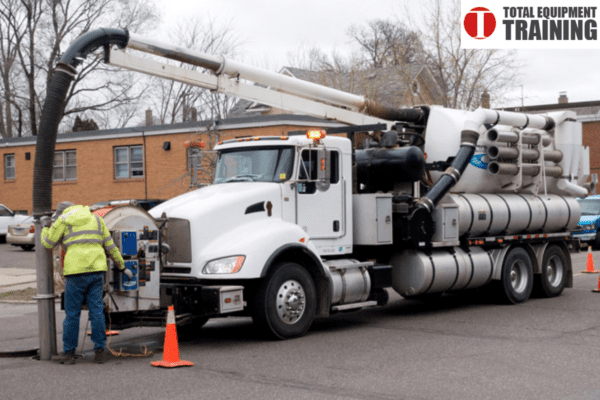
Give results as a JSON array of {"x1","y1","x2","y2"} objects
[{"x1": 464, "y1": 7, "x2": 496, "y2": 39}]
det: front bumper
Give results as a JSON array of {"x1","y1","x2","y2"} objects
[
  {"x1": 572, "y1": 232, "x2": 596, "y2": 242},
  {"x1": 6, "y1": 233, "x2": 35, "y2": 245},
  {"x1": 161, "y1": 282, "x2": 245, "y2": 317}
]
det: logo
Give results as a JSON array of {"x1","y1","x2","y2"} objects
[
  {"x1": 464, "y1": 7, "x2": 497, "y2": 39},
  {"x1": 470, "y1": 154, "x2": 488, "y2": 170}
]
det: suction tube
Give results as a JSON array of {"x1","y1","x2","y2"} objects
[{"x1": 33, "y1": 28, "x2": 129, "y2": 215}]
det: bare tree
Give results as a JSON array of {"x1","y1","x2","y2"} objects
[
  {"x1": 0, "y1": 0, "x2": 159, "y2": 137},
  {"x1": 149, "y1": 15, "x2": 241, "y2": 125},
  {"x1": 347, "y1": 19, "x2": 423, "y2": 69},
  {"x1": 412, "y1": 0, "x2": 520, "y2": 109}
]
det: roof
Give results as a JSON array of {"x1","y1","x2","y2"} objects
[
  {"x1": 0, "y1": 114, "x2": 347, "y2": 147},
  {"x1": 228, "y1": 65, "x2": 443, "y2": 118}
]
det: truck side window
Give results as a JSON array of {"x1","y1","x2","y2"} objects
[{"x1": 297, "y1": 149, "x2": 340, "y2": 194}]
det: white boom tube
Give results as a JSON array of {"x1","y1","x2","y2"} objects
[{"x1": 127, "y1": 33, "x2": 367, "y2": 111}]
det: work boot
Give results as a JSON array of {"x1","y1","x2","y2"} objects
[
  {"x1": 52, "y1": 351, "x2": 76, "y2": 365},
  {"x1": 93, "y1": 349, "x2": 108, "y2": 364}
]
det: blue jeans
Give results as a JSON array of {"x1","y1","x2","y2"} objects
[{"x1": 63, "y1": 272, "x2": 105, "y2": 353}]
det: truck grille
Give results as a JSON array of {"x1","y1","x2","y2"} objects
[{"x1": 166, "y1": 218, "x2": 192, "y2": 263}]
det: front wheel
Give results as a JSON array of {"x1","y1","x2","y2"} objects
[
  {"x1": 498, "y1": 247, "x2": 533, "y2": 304},
  {"x1": 252, "y1": 262, "x2": 317, "y2": 340},
  {"x1": 21, "y1": 245, "x2": 34, "y2": 251}
]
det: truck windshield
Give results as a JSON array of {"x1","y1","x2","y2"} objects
[
  {"x1": 579, "y1": 199, "x2": 600, "y2": 216},
  {"x1": 214, "y1": 146, "x2": 294, "y2": 183}
]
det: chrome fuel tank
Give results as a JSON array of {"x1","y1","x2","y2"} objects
[{"x1": 391, "y1": 247, "x2": 493, "y2": 297}]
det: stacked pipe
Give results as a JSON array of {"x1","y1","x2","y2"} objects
[{"x1": 486, "y1": 128, "x2": 563, "y2": 178}]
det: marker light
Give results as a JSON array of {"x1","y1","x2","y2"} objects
[{"x1": 307, "y1": 129, "x2": 326, "y2": 142}]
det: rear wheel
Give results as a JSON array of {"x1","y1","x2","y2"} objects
[
  {"x1": 536, "y1": 245, "x2": 568, "y2": 297},
  {"x1": 498, "y1": 247, "x2": 533, "y2": 304},
  {"x1": 252, "y1": 262, "x2": 316, "y2": 339}
]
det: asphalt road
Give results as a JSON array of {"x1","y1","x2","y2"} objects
[
  {"x1": 0, "y1": 242, "x2": 36, "y2": 269},
  {"x1": 2, "y1": 246, "x2": 600, "y2": 399}
]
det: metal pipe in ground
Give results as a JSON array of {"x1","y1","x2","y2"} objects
[{"x1": 32, "y1": 220, "x2": 58, "y2": 360}]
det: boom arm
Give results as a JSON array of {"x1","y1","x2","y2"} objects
[{"x1": 106, "y1": 32, "x2": 426, "y2": 128}]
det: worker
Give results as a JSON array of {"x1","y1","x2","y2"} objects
[{"x1": 41, "y1": 201, "x2": 132, "y2": 364}]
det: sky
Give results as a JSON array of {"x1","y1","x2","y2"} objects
[{"x1": 155, "y1": 0, "x2": 600, "y2": 109}]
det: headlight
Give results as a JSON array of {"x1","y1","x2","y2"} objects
[
  {"x1": 203, "y1": 256, "x2": 245, "y2": 274},
  {"x1": 582, "y1": 224, "x2": 596, "y2": 231}
]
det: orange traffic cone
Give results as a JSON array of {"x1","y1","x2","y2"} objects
[
  {"x1": 593, "y1": 274, "x2": 600, "y2": 292},
  {"x1": 150, "y1": 305, "x2": 193, "y2": 368},
  {"x1": 582, "y1": 246, "x2": 600, "y2": 273}
]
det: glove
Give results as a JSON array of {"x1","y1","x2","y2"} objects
[
  {"x1": 40, "y1": 216, "x2": 52, "y2": 228},
  {"x1": 123, "y1": 268, "x2": 134, "y2": 280}
]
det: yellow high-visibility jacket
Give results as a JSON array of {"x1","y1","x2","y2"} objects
[{"x1": 42, "y1": 205, "x2": 125, "y2": 276}]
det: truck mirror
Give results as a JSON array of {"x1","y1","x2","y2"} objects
[{"x1": 316, "y1": 149, "x2": 330, "y2": 191}]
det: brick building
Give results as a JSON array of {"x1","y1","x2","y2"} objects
[{"x1": 0, "y1": 115, "x2": 345, "y2": 215}]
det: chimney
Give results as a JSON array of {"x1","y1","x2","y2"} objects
[
  {"x1": 558, "y1": 91, "x2": 568, "y2": 104},
  {"x1": 481, "y1": 89, "x2": 490, "y2": 109},
  {"x1": 145, "y1": 108, "x2": 153, "y2": 126},
  {"x1": 191, "y1": 107, "x2": 197, "y2": 122}
]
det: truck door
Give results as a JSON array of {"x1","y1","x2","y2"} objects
[{"x1": 296, "y1": 148, "x2": 344, "y2": 239}]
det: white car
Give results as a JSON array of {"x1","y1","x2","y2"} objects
[
  {"x1": 7, "y1": 216, "x2": 35, "y2": 251},
  {"x1": 0, "y1": 204, "x2": 29, "y2": 239}
]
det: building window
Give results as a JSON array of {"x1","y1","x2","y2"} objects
[
  {"x1": 4, "y1": 154, "x2": 15, "y2": 180},
  {"x1": 411, "y1": 81, "x2": 420, "y2": 95},
  {"x1": 115, "y1": 145, "x2": 144, "y2": 179},
  {"x1": 53, "y1": 150, "x2": 77, "y2": 181}
]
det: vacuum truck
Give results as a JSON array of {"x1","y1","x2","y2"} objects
[{"x1": 43, "y1": 29, "x2": 590, "y2": 339}]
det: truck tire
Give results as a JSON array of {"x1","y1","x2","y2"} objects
[
  {"x1": 536, "y1": 245, "x2": 568, "y2": 298},
  {"x1": 21, "y1": 245, "x2": 34, "y2": 251},
  {"x1": 252, "y1": 262, "x2": 317, "y2": 340},
  {"x1": 498, "y1": 247, "x2": 533, "y2": 304}
]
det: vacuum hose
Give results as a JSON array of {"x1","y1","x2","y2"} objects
[
  {"x1": 415, "y1": 129, "x2": 479, "y2": 213},
  {"x1": 33, "y1": 28, "x2": 129, "y2": 216}
]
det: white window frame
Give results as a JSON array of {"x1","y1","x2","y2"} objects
[
  {"x1": 4, "y1": 154, "x2": 15, "y2": 180},
  {"x1": 53, "y1": 150, "x2": 77, "y2": 181},
  {"x1": 114, "y1": 145, "x2": 144, "y2": 179}
]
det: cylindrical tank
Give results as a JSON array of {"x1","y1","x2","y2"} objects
[
  {"x1": 391, "y1": 247, "x2": 493, "y2": 297},
  {"x1": 355, "y1": 146, "x2": 425, "y2": 193},
  {"x1": 326, "y1": 259, "x2": 371, "y2": 305},
  {"x1": 450, "y1": 193, "x2": 580, "y2": 237}
]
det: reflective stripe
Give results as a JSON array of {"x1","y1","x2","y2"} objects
[
  {"x1": 64, "y1": 238, "x2": 103, "y2": 249},
  {"x1": 64, "y1": 229, "x2": 103, "y2": 241},
  {"x1": 95, "y1": 215, "x2": 102, "y2": 233},
  {"x1": 105, "y1": 243, "x2": 117, "y2": 252},
  {"x1": 103, "y1": 236, "x2": 112, "y2": 243},
  {"x1": 43, "y1": 236, "x2": 58, "y2": 247}
]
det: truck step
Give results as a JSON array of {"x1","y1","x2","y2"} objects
[{"x1": 331, "y1": 300, "x2": 378, "y2": 312}]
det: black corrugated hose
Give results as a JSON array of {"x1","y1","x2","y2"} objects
[
  {"x1": 416, "y1": 129, "x2": 479, "y2": 213},
  {"x1": 32, "y1": 28, "x2": 129, "y2": 216}
]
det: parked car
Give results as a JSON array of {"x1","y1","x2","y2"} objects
[
  {"x1": 0, "y1": 204, "x2": 29, "y2": 241},
  {"x1": 573, "y1": 195, "x2": 600, "y2": 249},
  {"x1": 90, "y1": 199, "x2": 165, "y2": 212},
  {"x1": 6, "y1": 216, "x2": 35, "y2": 251}
]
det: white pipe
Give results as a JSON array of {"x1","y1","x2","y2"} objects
[
  {"x1": 557, "y1": 179, "x2": 588, "y2": 198},
  {"x1": 464, "y1": 108, "x2": 551, "y2": 133},
  {"x1": 127, "y1": 32, "x2": 366, "y2": 110}
]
